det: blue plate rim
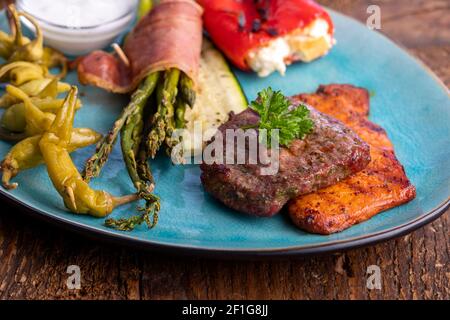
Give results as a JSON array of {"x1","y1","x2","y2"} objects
[
  {"x1": 0, "y1": 9, "x2": 449, "y2": 257},
  {"x1": 0, "y1": 188, "x2": 448, "y2": 257}
]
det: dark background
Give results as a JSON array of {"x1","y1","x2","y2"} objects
[{"x1": 0, "y1": 0, "x2": 449, "y2": 299}]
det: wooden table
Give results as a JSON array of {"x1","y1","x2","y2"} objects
[{"x1": 0, "y1": 0, "x2": 448, "y2": 300}]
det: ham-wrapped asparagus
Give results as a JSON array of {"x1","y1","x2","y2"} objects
[{"x1": 76, "y1": 0, "x2": 203, "y2": 231}]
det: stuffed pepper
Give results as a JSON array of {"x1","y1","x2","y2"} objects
[{"x1": 199, "y1": 0, "x2": 335, "y2": 77}]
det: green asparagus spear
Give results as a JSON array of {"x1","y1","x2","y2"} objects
[
  {"x1": 147, "y1": 69, "x2": 180, "y2": 158},
  {"x1": 120, "y1": 72, "x2": 160, "y2": 192},
  {"x1": 82, "y1": 73, "x2": 159, "y2": 182},
  {"x1": 136, "y1": 141, "x2": 155, "y2": 190},
  {"x1": 164, "y1": 115, "x2": 177, "y2": 159},
  {"x1": 166, "y1": 99, "x2": 187, "y2": 163},
  {"x1": 104, "y1": 195, "x2": 160, "y2": 231},
  {"x1": 163, "y1": 83, "x2": 178, "y2": 156},
  {"x1": 104, "y1": 1, "x2": 161, "y2": 231},
  {"x1": 168, "y1": 72, "x2": 193, "y2": 160},
  {"x1": 104, "y1": 73, "x2": 161, "y2": 231},
  {"x1": 179, "y1": 73, "x2": 196, "y2": 108},
  {"x1": 175, "y1": 99, "x2": 187, "y2": 129}
]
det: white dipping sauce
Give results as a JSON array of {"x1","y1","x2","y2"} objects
[
  {"x1": 17, "y1": 0, "x2": 137, "y2": 55},
  {"x1": 21, "y1": 0, "x2": 135, "y2": 28}
]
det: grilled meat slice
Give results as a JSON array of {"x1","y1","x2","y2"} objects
[
  {"x1": 200, "y1": 104, "x2": 371, "y2": 217},
  {"x1": 289, "y1": 84, "x2": 416, "y2": 234}
]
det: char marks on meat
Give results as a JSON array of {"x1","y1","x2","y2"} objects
[
  {"x1": 200, "y1": 103, "x2": 371, "y2": 217},
  {"x1": 288, "y1": 84, "x2": 416, "y2": 234}
]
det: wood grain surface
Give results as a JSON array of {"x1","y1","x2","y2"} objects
[{"x1": 0, "y1": 0, "x2": 449, "y2": 300}]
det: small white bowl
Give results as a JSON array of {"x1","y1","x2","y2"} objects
[{"x1": 16, "y1": 0, "x2": 137, "y2": 56}]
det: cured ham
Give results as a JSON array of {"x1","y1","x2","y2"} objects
[{"x1": 76, "y1": 0, "x2": 203, "y2": 93}]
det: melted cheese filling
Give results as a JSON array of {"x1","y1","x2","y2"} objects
[{"x1": 246, "y1": 19, "x2": 334, "y2": 77}]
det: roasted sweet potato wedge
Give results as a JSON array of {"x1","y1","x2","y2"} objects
[{"x1": 288, "y1": 84, "x2": 416, "y2": 234}]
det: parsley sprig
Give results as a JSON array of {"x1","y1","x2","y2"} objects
[{"x1": 249, "y1": 87, "x2": 314, "y2": 147}]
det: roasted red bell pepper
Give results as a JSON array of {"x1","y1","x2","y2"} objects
[{"x1": 198, "y1": 0, "x2": 334, "y2": 71}]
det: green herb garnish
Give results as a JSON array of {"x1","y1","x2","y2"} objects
[{"x1": 249, "y1": 87, "x2": 314, "y2": 147}]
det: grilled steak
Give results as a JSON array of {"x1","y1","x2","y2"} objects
[{"x1": 200, "y1": 103, "x2": 371, "y2": 217}]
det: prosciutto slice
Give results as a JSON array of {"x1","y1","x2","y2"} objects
[{"x1": 76, "y1": 0, "x2": 203, "y2": 93}]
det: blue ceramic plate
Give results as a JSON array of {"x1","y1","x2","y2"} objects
[{"x1": 0, "y1": 10, "x2": 449, "y2": 257}]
